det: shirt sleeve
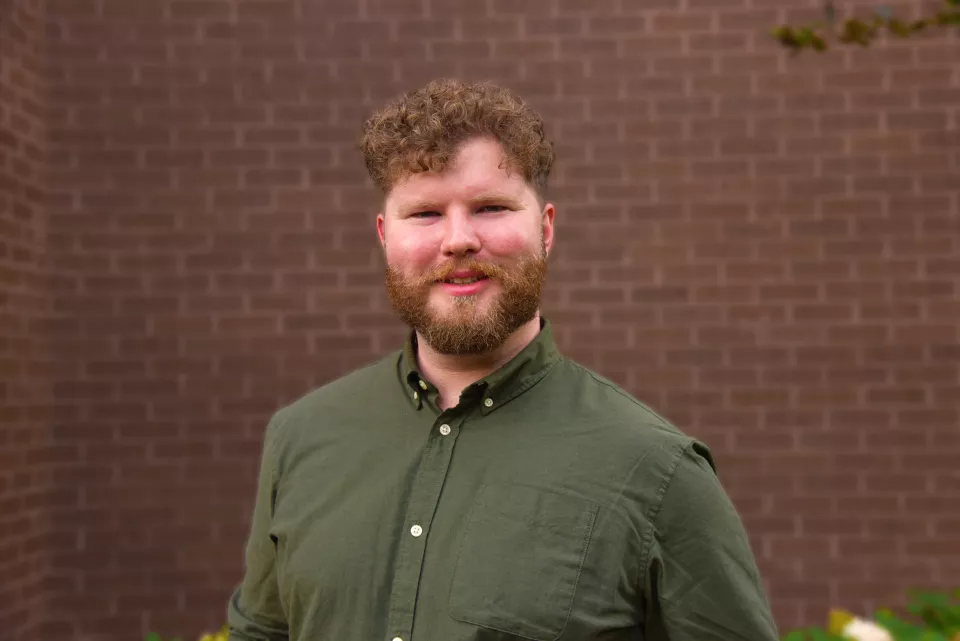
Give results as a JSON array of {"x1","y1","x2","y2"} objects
[
  {"x1": 641, "y1": 440, "x2": 780, "y2": 641},
  {"x1": 227, "y1": 413, "x2": 290, "y2": 641}
]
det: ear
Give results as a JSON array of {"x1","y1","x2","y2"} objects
[
  {"x1": 541, "y1": 203, "x2": 556, "y2": 255},
  {"x1": 376, "y1": 213, "x2": 386, "y2": 248}
]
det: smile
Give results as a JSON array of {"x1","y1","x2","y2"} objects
[
  {"x1": 442, "y1": 276, "x2": 486, "y2": 284},
  {"x1": 437, "y1": 276, "x2": 490, "y2": 296}
]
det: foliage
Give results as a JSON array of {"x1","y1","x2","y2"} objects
[
  {"x1": 782, "y1": 588, "x2": 960, "y2": 641},
  {"x1": 196, "y1": 625, "x2": 229, "y2": 641},
  {"x1": 145, "y1": 624, "x2": 227, "y2": 641},
  {"x1": 771, "y1": 0, "x2": 960, "y2": 52}
]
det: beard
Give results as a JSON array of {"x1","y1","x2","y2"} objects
[{"x1": 384, "y1": 246, "x2": 548, "y2": 356}]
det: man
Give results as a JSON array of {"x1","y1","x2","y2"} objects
[{"x1": 226, "y1": 79, "x2": 780, "y2": 641}]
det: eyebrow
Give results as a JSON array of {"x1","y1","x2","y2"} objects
[
  {"x1": 473, "y1": 192, "x2": 524, "y2": 206},
  {"x1": 398, "y1": 192, "x2": 524, "y2": 214}
]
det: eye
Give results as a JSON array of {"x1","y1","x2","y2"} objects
[
  {"x1": 410, "y1": 211, "x2": 441, "y2": 218},
  {"x1": 477, "y1": 205, "x2": 509, "y2": 213}
]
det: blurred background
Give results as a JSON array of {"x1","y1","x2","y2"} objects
[{"x1": 1, "y1": 0, "x2": 958, "y2": 639}]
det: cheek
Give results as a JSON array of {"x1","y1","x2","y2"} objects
[
  {"x1": 386, "y1": 234, "x2": 438, "y2": 271},
  {"x1": 482, "y1": 227, "x2": 541, "y2": 258}
]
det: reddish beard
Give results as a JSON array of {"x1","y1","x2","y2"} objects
[{"x1": 385, "y1": 250, "x2": 548, "y2": 355}]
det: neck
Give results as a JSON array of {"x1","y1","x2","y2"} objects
[{"x1": 416, "y1": 314, "x2": 542, "y2": 410}]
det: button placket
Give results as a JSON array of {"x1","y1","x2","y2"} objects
[{"x1": 385, "y1": 412, "x2": 464, "y2": 640}]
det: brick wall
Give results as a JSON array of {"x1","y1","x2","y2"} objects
[
  {"x1": 1, "y1": 0, "x2": 51, "y2": 639},
  {"x1": 30, "y1": 0, "x2": 960, "y2": 639}
]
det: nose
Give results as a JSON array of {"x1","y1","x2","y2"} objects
[{"x1": 439, "y1": 210, "x2": 481, "y2": 257}]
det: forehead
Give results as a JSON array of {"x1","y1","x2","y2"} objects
[{"x1": 386, "y1": 138, "x2": 531, "y2": 211}]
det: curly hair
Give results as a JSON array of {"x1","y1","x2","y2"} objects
[{"x1": 359, "y1": 78, "x2": 555, "y2": 201}]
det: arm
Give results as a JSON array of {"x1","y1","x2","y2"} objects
[
  {"x1": 642, "y1": 440, "x2": 780, "y2": 641},
  {"x1": 227, "y1": 413, "x2": 290, "y2": 641}
]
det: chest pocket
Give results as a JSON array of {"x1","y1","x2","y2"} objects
[{"x1": 448, "y1": 483, "x2": 599, "y2": 641}]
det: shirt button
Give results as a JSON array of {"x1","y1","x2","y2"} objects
[
  {"x1": 412, "y1": 391, "x2": 418, "y2": 401},
  {"x1": 410, "y1": 524, "x2": 423, "y2": 537},
  {"x1": 439, "y1": 424, "x2": 451, "y2": 436},
  {"x1": 392, "y1": 637, "x2": 403, "y2": 641},
  {"x1": 484, "y1": 398, "x2": 493, "y2": 407},
  {"x1": 419, "y1": 380, "x2": 427, "y2": 390}
]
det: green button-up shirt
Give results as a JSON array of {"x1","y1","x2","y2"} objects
[{"x1": 227, "y1": 319, "x2": 779, "y2": 641}]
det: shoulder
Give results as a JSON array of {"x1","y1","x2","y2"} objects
[
  {"x1": 263, "y1": 349, "x2": 402, "y2": 444},
  {"x1": 558, "y1": 357, "x2": 704, "y2": 445},
  {"x1": 566, "y1": 359, "x2": 676, "y2": 423}
]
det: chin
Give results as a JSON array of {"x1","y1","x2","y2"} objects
[
  {"x1": 435, "y1": 288, "x2": 496, "y2": 307},
  {"x1": 430, "y1": 292, "x2": 493, "y2": 318}
]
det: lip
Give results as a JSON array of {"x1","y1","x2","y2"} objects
[{"x1": 437, "y1": 275, "x2": 490, "y2": 297}]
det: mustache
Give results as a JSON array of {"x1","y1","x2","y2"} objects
[{"x1": 424, "y1": 259, "x2": 508, "y2": 283}]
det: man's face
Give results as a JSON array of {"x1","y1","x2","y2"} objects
[{"x1": 377, "y1": 136, "x2": 555, "y2": 356}]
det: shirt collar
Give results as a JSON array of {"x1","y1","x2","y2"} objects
[{"x1": 399, "y1": 317, "x2": 561, "y2": 414}]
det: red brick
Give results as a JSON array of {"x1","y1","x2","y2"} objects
[
  {"x1": 1, "y1": 5, "x2": 49, "y2": 632},
  {"x1": 2, "y1": 0, "x2": 958, "y2": 638},
  {"x1": 651, "y1": 12, "x2": 713, "y2": 32}
]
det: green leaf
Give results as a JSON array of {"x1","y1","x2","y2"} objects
[
  {"x1": 796, "y1": 27, "x2": 825, "y2": 47},
  {"x1": 933, "y1": 8, "x2": 960, "y2": 24},
  {"x1": 919, "y1": 594, "x2": 960, "y2": 633},
  {"x1": 771, "y1": 25, "x2": 805, "y2": 50},
  {"x1": 838, "y1": 18, "x2": 877, "y2": 46},
  {"x1": 888, "y1": 18, "x2": 912, "y2": 36},
  {"x1": 874, "y1": 608, "x2": 949, "y2": 641},
  {"x1": 145, "y1": 634, "x2": 163, "y2": 641}
]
